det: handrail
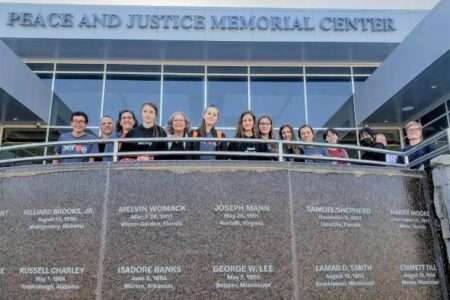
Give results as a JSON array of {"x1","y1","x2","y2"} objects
[
  {"x1": 404, "y1": 129, "x2": 447, "y2": 156},
  {"x1": 0, "y1": 129, "x2": 448, "y2": 168},
  {"x1": 405, "y1": 128, "x2": 450, "y2": 168}
]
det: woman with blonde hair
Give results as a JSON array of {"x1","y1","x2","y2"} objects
[
  {"x1": 166, "y1": 111, "x2": 191, "y2": 160},
  {"x1": 186, "y1": 105, "x2": 226, "y2": 160}
]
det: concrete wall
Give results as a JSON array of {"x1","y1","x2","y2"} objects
[{"x1": 0, "y1": 161, "x2": 447, "y2": 299}]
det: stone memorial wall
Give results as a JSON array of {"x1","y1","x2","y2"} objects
[{"x1": 0, "y1": 161, "x2": 446, "y2": 299}]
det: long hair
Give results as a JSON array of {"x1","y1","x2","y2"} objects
[
  {"x1": 234, "y1": 111, "x2": 257, "y2": 138},
  {"x1": 256, "y1": 115, "x2": 276, "y2": 139},
  {"x1": 197, "y1": 105, "x2": 219, "y2": 137},
  {"x1": 116, "y1": 110, "x2": 138, "y2": 133},
  {"x1": 166, "y1": 111, "x2": 191, "y2": 135},
  {"x1": 280, "y1": 124, "x2": 300, "y2": 154}
]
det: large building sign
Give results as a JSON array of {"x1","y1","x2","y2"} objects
[{"x1": 6, "y1": 12, "x2": 396, "y2": 32}]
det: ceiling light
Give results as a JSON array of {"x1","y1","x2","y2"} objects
[
  {"x1": 384, "y1": 120, "x2": 389, "y2": 123},
  {"x1": 431, "y1": 85, "x2": 438, "y2": 89},
  {"x1": 401, "y1": 106, "x2": 415, "y2": 112},
  {"x1": 12, "y1": 118, "x2": 18, "y2": 121}
]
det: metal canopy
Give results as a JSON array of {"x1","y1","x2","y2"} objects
[
  {"x1": 354, "y1": 0, "x2": 450, "y2": 126},
  {"x1": 363, "y1": 51, "x2": 450, "y2": 125},
  {"x1": 2, "y1": 39, "x2": 398, "y2": 62}
]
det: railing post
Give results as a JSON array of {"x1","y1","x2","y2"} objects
[
  {"x1": 43, "y1": 146, "x2": 47, "y2": 165},
  {"x1": 447, "y1": 128, "x2": 450, "y2": 153},
  {"x1": 278, "y1": 141, "x2": 284, "y2": 162},
  {"x1": 404, "y1": 154, "x2": 409, "y2": 166},
  {"x1": 113, "y1": 140, "x2": 119, "y2": 162}
]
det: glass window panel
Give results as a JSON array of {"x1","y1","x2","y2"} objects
[
  {"x1": 447, "y1": 99, "x2": 450, "y2": 112},
  {"x1": 305, "y1": 67, "x2": 351, "y2": 75},
  {"x1": 0, "y1": 128, "x2": 47, "y2": 166},
  {"x1": 207, "y1": 76, "x2": 248, "y2": 127},
  {"x1": 207, "y1": 66, "x2": 247, "y2": 74},
  {"x1": 306, "y1": 77, "x2": 354, "y2": 128},
  {"x1": 164, "y1": 65, "x2": 204, "y2": 74},
  {"x1": 314, "y1": 129, "x2": 358, "y2": 158},
  {"x1": 27, "y1": 63, "x2": 54, "y2": 71},
  {"x1": 215, "y1": 128, "x2": 235, "y2": 138},
  {"x1": 103, "y1": 74, "x2": 161, "y2": 124},
  {"x1": 353, "y1": 76, "x2": 369, "y2": 92},
  {"x1": 162, "y1": 76, "x2": 204, "y2": 127},
  {"x1": 420, "y1": 104, "x2": 446, "y2": 126},
  {"x1": 56, "y1": 64, "x2": 104, "y2": 72},
  {"x1": 51, "y1": 74, "x2": 103, "y2": 126},
  {"x1": 37, "y1": 73, "x2": 53, "y2": 89},
  {"x1": 107, "y1": 64, "x2": 161, "y2": 73},
  {"x1": 251, "y1": 77, "x2": 305, "y2": 127},
  {"x1": 250, "y1": 66, "x2": 302, "y2": 75},
  {"x1": 353, "y1": 67, "x2": 377, "y2": 75},
  {"x1": 422, "y1": 116, "x2": 448, "y2": 139}
]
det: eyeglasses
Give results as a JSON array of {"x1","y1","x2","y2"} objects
[
  {"x1": 72, "y1": 120, "x2": 86, "y2": 124},
  {"x1": 121, "y1": 116, "x2": 133, "y2": 120},
  {"x1": 407, "y1": 128, "x2": 421, "y2": 132},
  {"x1": 259, "y1": 123, "x2": 271, "y2": 126}
]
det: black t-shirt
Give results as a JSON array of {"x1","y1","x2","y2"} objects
[
  {"x1": 120, "y1": 125, "x2": 168, "y2": 159},
  {"x1": 361, "y1": 142, "x2": 386, "y2": 162},
  {"x1": 228, "y1": 135, "x2": 270, "y2": 160}
]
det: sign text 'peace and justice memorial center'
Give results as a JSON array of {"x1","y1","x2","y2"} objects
[{"x1": 6, "y1": 12, "x2": 397, "y2": 33}]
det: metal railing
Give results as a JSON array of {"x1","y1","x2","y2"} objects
[{"x1": 0, "y1": 128, "x2": 449, "y2": 168}]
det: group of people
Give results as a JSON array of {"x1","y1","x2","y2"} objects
[{"x1": 53, "y1": 102, "x2": 434, "y2": 168}]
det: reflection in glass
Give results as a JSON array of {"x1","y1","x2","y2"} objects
[
  {"x1": 208, "y1": 66, "x2": 247, "y2": 74},
  {"x1": 306, "y1": 67, "x2": 350, "y2": 75},
  {"x1": 353, "y1": 67, "x2": 377, "y2": 75},
  {"x1": 251, "y1": 77, "x2": 305, "y2": 127},
  {"x1": 251, "y1": 66, "x2": 302, "y2": 75},
  {"x1": 163, "y1": 76, "x2": 204, "y2": 127},
  {"x1": 107, "y1": 64, "x2": 161, "y2": 73},
  {"x1": 27, "y1": 63, "x2": 54, "y2": 71},
  {"x1": 56, "y1": 64, "x2": 103, "y2": 72},
  {"x1": 104, "y1": 74, "x2": 161, "y2": 124},
  {"x1": 207, "y1": 76, "x2": 247, "y2": 127},
  {"x1": 164, "y1": 65, "x2": 204, "y2": 73},
  {"x1": 306, "y1": 77, "x2": 353, "y2": 128},
  {"x1": 422, "y1": 116, "x2": 448, "y2": 139},
  {"x1": 420, "y1": 104, "x2": 446, "y2": 126},
  {"x1": 51, "y1": 74, "x2": 103, "y2": 126}
]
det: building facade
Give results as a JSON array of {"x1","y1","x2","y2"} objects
[{"x1": 0, "y1": 0, "x2": 448, "y2": 161}]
